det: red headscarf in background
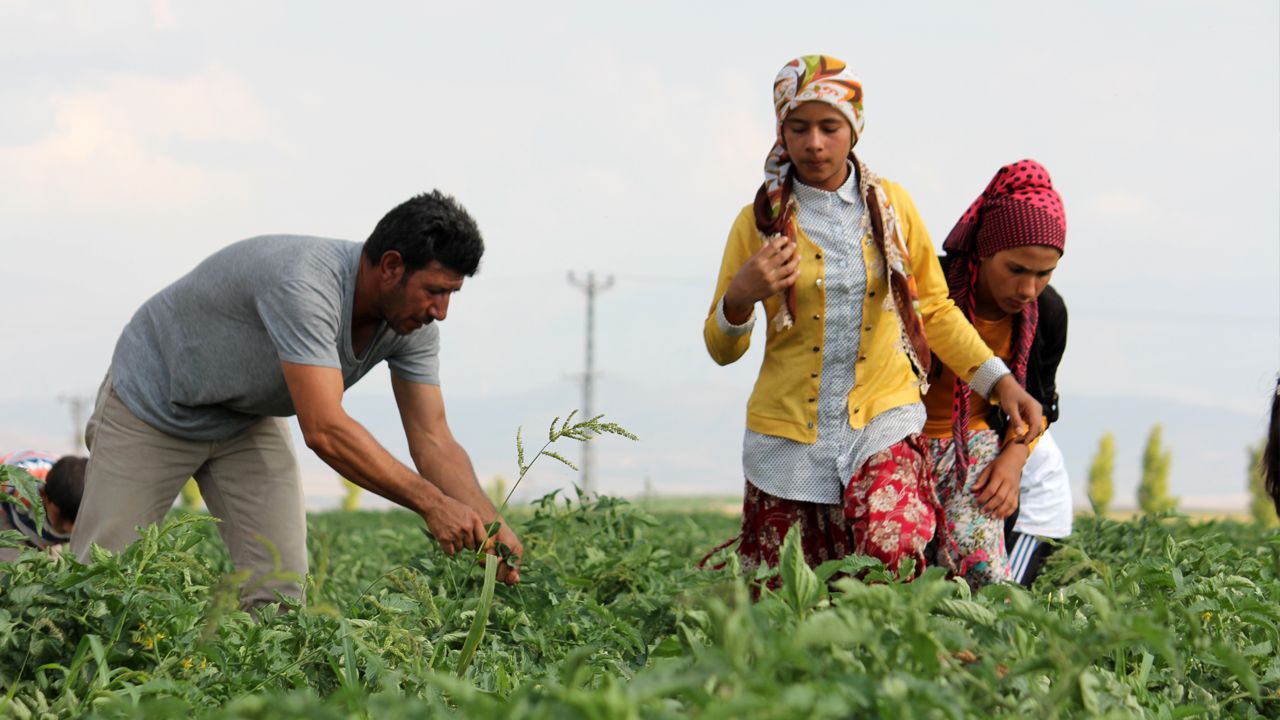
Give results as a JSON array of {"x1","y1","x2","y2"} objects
[{"x1": 941, "y1": 159, "x2": 1066, "y2": 472}]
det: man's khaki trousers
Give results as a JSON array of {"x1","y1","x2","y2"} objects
[{"x1": 70, "y1": 373, "x2": 307, "y2": 611}]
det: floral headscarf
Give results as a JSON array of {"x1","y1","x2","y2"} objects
[{"x1": 759, "y1": 55, "x2": 865, "y2": 222}]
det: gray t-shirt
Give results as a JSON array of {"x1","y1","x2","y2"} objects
[{"x1": 110, "y1": 235, "x2": 440, "y2": 441}]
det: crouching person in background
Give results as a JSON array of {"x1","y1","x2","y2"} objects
[
  {"x1": 925, "y1": 159, "x2": 1068, "y2": 590},
  {"x1": 0, "y1": 451, "x2": 87, "y2": 562}
]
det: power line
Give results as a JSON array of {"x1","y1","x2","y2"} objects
[{"x1": 568, "y1": 271, "x2": 614, "y2": 496}]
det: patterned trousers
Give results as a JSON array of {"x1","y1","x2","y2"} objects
[
  {"x1": 719, "y1": 434, "x2": 940, "y2": 584},
  {"x1": 927, "y1": 429, "x2": 1009, "y2": 589}
]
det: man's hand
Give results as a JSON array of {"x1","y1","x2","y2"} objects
[
  {"x1": 991, "y1": 375, "x2": 1044, "y2": 445},
  {"x1": 483, "y1": 523, "x2": 524, "y2": 585},
  {"x1": 972, "y1": 443, "x2": 1028, "y2": 519},
  {"x1": 421, "y1": 494, "x2": 487, "y2": 555},
  {"x1": 723, "y1": 235, "x2": 800, "y2": 324}
]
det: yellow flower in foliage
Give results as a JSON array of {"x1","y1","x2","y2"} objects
[
  {"x1": 1201, "y1": 611, "x2": 1213, "y2": 623},
  {"x1": 139, "y1": 632, "x2": 166, "y2": 650},
  {"x1": 181, "y1": 658, "x2": 193, "y2": 669}
]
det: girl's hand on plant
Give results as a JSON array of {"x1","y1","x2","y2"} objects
[
  {"x1": 422, "y1": 495, "x2": 487, "y2": 555},
  {"x1": 973, "y1": 444, "x2": 1028, "y2": 519},
  {"x1": 723, "y1": 235, "x2": 799, "y2": 324}
]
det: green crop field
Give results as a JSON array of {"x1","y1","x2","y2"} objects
[{"x1": 1, "y1": 491, "x2": 1278, "y2": 719}]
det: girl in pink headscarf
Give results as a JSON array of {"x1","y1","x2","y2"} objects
[
  {"x1": 922, "y1": 159, "x2": 1068, "y2": 589},
  {"x1": 702, "y1": 56, "x2": 1044, "y2": 582}
]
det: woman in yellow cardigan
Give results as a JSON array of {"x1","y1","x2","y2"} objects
[{"x1": 703, "y1": 55, "x2": 1042, "y2": 579}]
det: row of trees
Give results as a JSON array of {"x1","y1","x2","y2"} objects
[
  {"x1": 179, "y1": 477, "x2": 363, "y2": 510},
  {"x1": 1087, "y1": 424, "x2": 1278, "y2": 527}
]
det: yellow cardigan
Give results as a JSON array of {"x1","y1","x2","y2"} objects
[{"x1": 703, "y1": 179, "x2": 995, "y2": 444}]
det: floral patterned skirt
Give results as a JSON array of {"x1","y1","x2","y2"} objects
[
  {"x1": 927, "y1": 430, "x2": 1008, "y2": 589},
  {"x1": 709, "y1": 434, "x2": 940, "y2": 585}
]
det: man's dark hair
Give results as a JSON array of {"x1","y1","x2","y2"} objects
[
  {"x1": 45, "y1": 455, "x2": 87, "y2": 521},
  {"x1": 363, "y1": 190, "x2": 484, "y2": 276}
]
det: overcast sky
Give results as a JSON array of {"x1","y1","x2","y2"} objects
[{"x1": 2, "y1": 1, "x2": 1276, "y2": 508}]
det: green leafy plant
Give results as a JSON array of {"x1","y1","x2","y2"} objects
[
  {"x1": 482, "y1": 411, "x2": 638, "y2": 563},
  {"x1": 0, "y1": 465, "x2": 46, "y2": 543},
  {"x1": 3, "y1": 416, "x2": 1279, "y2": 719},
  {"x1": 453, "y1": 412, "x2": 637, "y2": 680}
]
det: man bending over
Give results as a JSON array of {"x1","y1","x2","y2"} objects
[{"x1": 71, "y1": 191, "x2": 521, "y2": 610}]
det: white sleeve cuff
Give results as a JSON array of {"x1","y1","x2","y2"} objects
[
  {"x1": 969, "y1": 356, "x2": 1011, "y2": 400},
  {"x1": 715, "y1": 294, "x2": 755, "y2": 337}
]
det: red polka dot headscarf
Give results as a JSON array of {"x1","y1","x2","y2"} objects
[
  {"x1": 944, "y1": 159, "x2": 1066, "y2": 261},
  {"x1": 940, "y1": 159, "x2": 1066, "y2": 476},
  {"x1": 941, "y1": 160, "x2": 1066, "y2": 351}
]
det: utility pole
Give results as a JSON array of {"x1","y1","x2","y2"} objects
[
  {"x1": 567, "y1": 271, "x2": 613, "y2": 495},
  {"x1": 57, "y1": 393, "x2": 92, "y2": 452}
]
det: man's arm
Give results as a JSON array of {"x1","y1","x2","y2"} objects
[
  {"x1": 390, "y1": 374, "x2": 523, "y2": 584},
  {"x1": 280, "y1": 362, "x2": 487, "y2": 555}
]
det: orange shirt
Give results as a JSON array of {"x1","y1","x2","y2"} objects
[{"x1": 924, "y1": 314, "x2": 1012, "y2": 439}]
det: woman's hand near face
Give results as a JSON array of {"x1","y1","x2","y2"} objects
[{"x1": 723, "y1": 235, "x2": 800, "y2": 324}]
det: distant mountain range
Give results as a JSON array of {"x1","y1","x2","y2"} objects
[
  {"x1": 4, "y1": 380, "x2": 1268, "y2": 512},
  {"x1": 337, "y1": 379, "x2": 1271, "y2": 512}
]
